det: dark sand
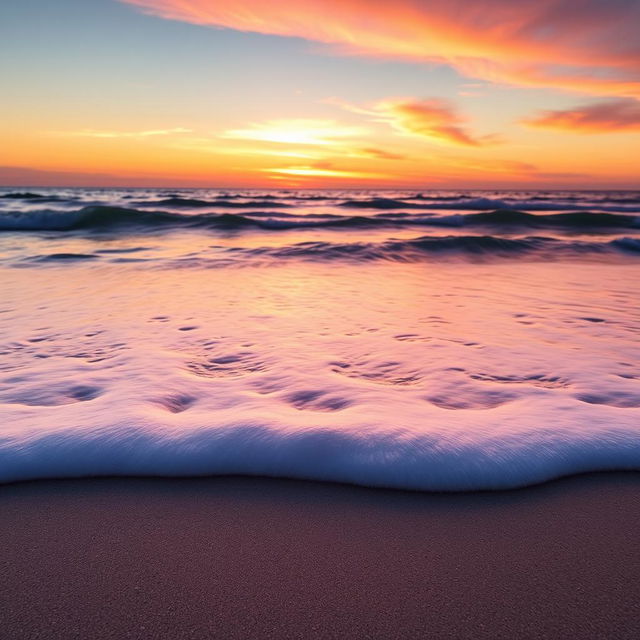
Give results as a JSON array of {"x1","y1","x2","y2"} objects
[{"x1": 1, "y1": 473, "x2": 639, "y2": 639}]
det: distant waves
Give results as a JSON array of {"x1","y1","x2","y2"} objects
[
  {"x1": 1, "y1": 205, "x2": 639, "y2": 232},
  {"x1": 2, "y1": 191, "x2": 640, "y2": 266}
]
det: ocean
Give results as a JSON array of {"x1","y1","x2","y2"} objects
[{"x1": 1, "y1": 187, "x2": 639, "y2": 490}]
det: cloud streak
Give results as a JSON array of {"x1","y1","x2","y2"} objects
[
  {"x1": 331, "y1": 97, "x2": 496, "y2": 147},
  {"x1": 352, "y1": 148, "x2": 405, "y2": 160},
  {"x1": 375, "y1": 99, "x2": 497, "y2": 147},
  {"x1": 522, "y1": 98, "x2": 640, "y2": 133},
  {"x1": 51, "y1": 128, "x2": 192, "y2": 138},
  {"x1": 120, "y1": 0, "x2": 640, "y2": 96}
]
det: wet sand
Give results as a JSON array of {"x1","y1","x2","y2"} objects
[{"x1": 1, "y1": 473, "x2": 639, "y2": 639}]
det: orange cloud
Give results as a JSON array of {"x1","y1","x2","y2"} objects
[
  {"x1": 522, "y1": 98, "x2": 640, "y2": 133},
  {"x1": 120, "y1": 0, "x2": 640, "y2": 96},
  {"x1": 328, "y1": 97, "x2": 496, "y2": 146},
  {"x1": 373, "y1": 99, "x2": 497, "y2": 147}
]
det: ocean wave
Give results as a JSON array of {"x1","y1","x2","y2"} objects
[
  {"x1": 155, "y1": 192, "x2": 327, "y2": 201},
  {"x1": 1, "y1": 192, "x2": 50, "y2": 199},
  {"x1": 27, "y1": 253, "x2": 100, "y2": 263},
  {"x1": 1, "y1": 418, "x2": 639, "y2": 490},
  {"x1": 222, "y1": 235, "x2": 634, "y2": 264},
  {"x1": 266, "y1": 235, "x2": 546, "y2": 261},
  {"x1": 0, "y1": 192, "x2": 67, "y2": 203},
  {"x1": 136, "y1": 197, "x2": 292, "y2": 208},
  {"x1": 0, "y1": 206, "x2": 279, "y2": 231},
  {"x1": 612, "y1": 237, "x2": 640, "y2": 253},
  {"x1": 414, "y1": 194, "x2": 467, "y2": 201},
  {"x1": 466, "y1": 209, "x2": 640, "y2": 228},
  {"x1": 340, "y1": 197, "x2": 432, "y2": 210},
  {"x1": 11, "y1": 234, "x2": 639, "y2": 268},
  {"x1": 339, "y1": 197, "x2": 640, "y2": 213},
  {"x1": 1, "y1": 205, "x2": 638, "y2": 233}
]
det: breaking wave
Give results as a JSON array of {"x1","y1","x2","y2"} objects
[{"x1": 1, "y1": 421, "x2": 639, "y2": 491}]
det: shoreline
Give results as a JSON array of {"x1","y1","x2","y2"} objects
[
  {"x1": 2, "y1": 466, "x2": 640, "y2": 494},
  {"x1": 2, "y1": 471, "x2": 640, "y2": 639}
]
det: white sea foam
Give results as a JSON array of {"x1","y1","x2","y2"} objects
[{"x1": 1, "y1": 242, "x2": 639, "y2": 491}]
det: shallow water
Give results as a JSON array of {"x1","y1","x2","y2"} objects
[{"x1": 1, "y1": 188, "x2": 639, "y2": 490}]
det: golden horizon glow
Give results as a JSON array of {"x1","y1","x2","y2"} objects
[{"x1": 263, "y1": 166, "x2": 384, "y2": 180}]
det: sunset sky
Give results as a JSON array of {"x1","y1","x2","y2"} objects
[{"x1": 1, "y1": 0, "x2": 639, "y2": 189}]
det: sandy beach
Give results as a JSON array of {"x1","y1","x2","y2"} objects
[{"x1": 1, "y1": 472, "x2": 639, "y2": 639}]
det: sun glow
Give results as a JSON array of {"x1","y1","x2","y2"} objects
[
  {"x1": 264, "y1": 166, "x2": 382, "y2": 179},
  {"x1": 222, "y1": 119, "x2": 367, "y2": 146}
]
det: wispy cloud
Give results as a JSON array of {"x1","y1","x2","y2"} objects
[
  {"x1": 351, "y1": 147, "x2": 405, "y2": 160},
  {"x1": 120, "y1": 0, "x2": 640, "y2": 97},
  {"x1": 51, "y1": 128, "x2": 192, "y2": 138},
  {"x1": 331, "y1": 97, "x2": 497, "y2": 147},
  {"x1": 376, "y1": 99, "x2": 498, "y2": 147},
  {"x1": 522, "y1": 98, "x2": 640, "y2": 133}
]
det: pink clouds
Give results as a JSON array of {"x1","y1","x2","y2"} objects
[
  {"x1": 120, "y1": 0, "x2": 640, "y2": 96},
  {"x1": 523, "y1": 98, "x2": 640, "y2": 132}
]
